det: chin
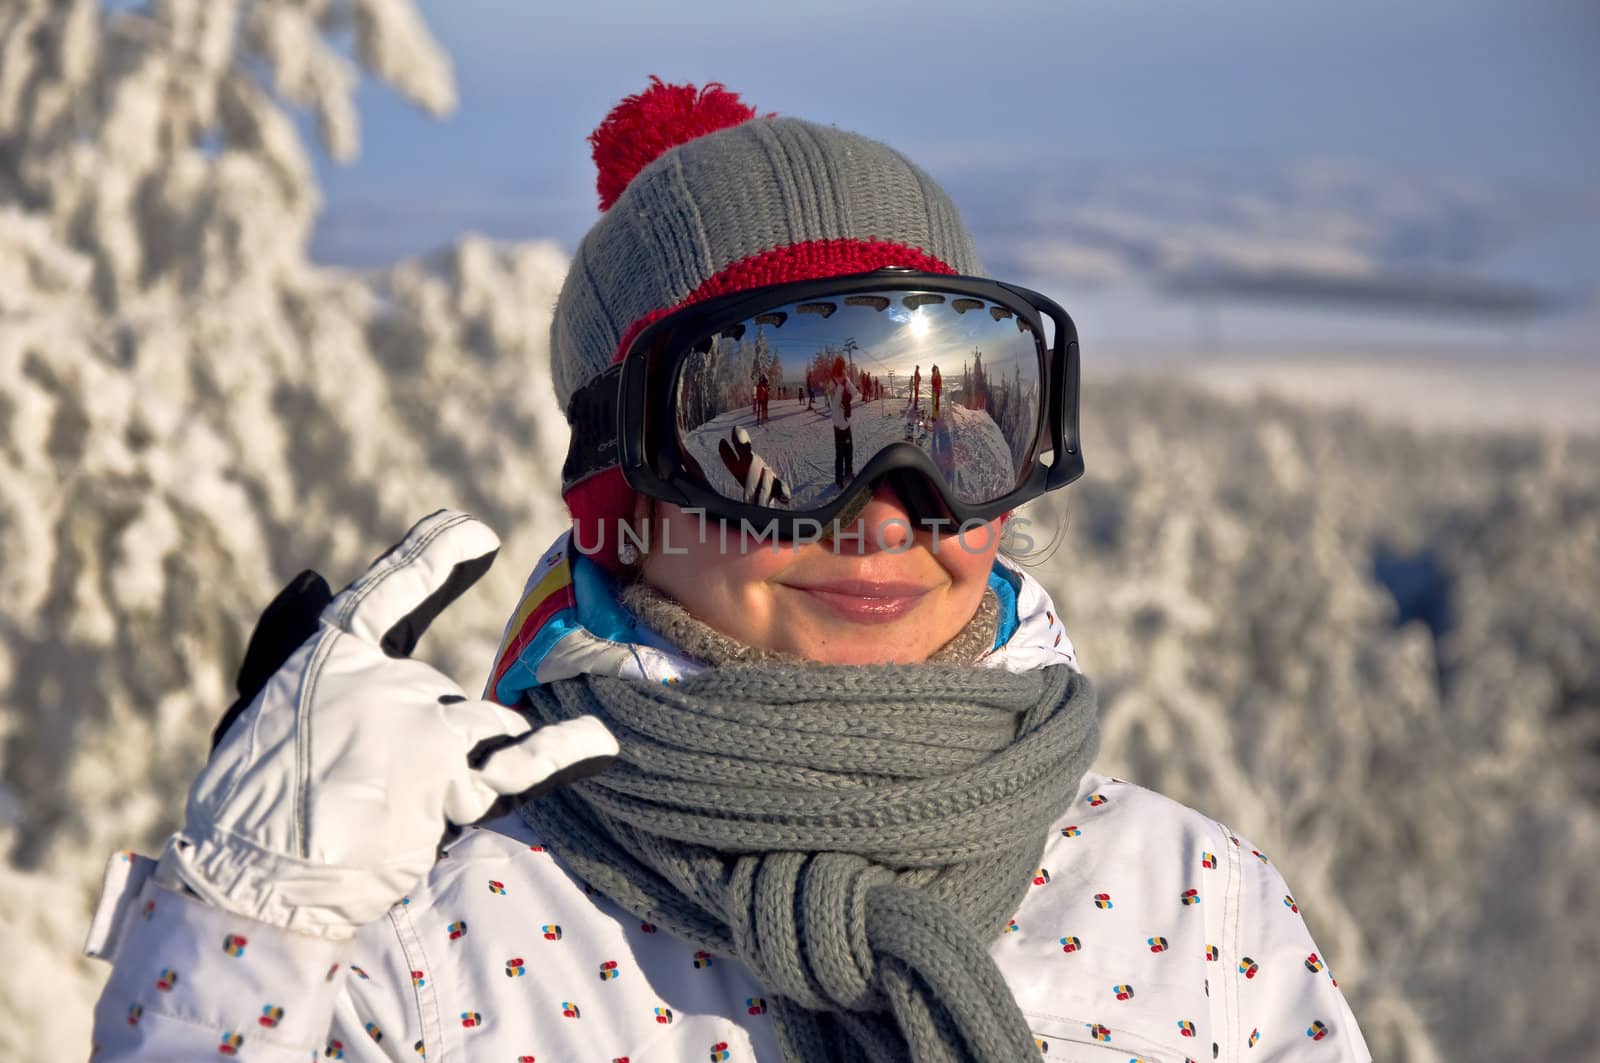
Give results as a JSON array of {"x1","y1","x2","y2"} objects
[{"x1": 790, "y1": 627, "x2": 934, "y2": 666}]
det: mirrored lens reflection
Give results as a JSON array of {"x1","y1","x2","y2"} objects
[{"x1": 673, "y1": 290, "x2": 1042, "y2": 509}]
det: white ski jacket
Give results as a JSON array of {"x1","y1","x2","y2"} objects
[
  {"x1": 826, "y1": 375, "x2": 856, "y2": 431},
  {"x1": 86, "y1": 535, "x2": 1370, "y2": 1062}
]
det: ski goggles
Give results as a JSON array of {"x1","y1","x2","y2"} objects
[{"x1": 562, "y1": 269, "x2": 1083, "y2": 536}]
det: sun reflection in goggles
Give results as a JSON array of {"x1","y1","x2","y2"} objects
[{"x1": 672, "y1": 290, "x2": 1044, "y2": 510}]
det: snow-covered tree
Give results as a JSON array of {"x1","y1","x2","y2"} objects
[{"x1": 0, "y1": 3, "x2": 569, "y2": 1053}]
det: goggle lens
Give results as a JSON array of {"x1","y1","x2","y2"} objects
[{"x1": 670, "y1": 289, "x2": 1044, "y2": 510}]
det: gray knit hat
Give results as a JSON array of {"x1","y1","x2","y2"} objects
[{"x1": 557, "y1": 79, "x2": 983, "y2": 556}]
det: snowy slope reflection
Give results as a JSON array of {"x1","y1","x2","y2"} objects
[
  {"x1": 673, "y1": 290, "x2": 1038, "y2": 506},
  {"x1": 682, "y1": 400, "x2": 1017, "y2": 510}
]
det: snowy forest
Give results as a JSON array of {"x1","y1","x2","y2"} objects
[{"x1": 1, "y1": 1, "x2": 1597, "y2": 1058}]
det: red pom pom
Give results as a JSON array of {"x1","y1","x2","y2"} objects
[{"x1": 589, "y1": 77, "x2": 762, "y2": 211}]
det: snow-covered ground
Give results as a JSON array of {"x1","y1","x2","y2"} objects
[
  {"x1": 685, "y1": 396, "x2": 1016, "y2": 507},
  {"x1": 1, "y1": 3, "x2": 1596, "y2": 1059}
]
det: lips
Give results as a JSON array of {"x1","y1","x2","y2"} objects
[{"x1": 781, "y1": 579, "x2": 935, "y2": 623}]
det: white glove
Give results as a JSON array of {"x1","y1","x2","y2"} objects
[
  {"x1": 730, "y1": 426, "x2": 791, "y2": 506},
  {"x1": 745, "y1": 458, "x2": 786, "y2": 506},
  {"x1": 154, "y1": 510, "x2": 618, "y2": 939}
]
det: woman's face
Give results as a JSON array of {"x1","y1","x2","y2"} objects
[{"x1": 638, "y1": 486, "x2": 1000, "y2": 664}]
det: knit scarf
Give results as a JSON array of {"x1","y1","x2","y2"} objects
[{"x1": 516, "y1": 600, "x2": 1099, "y2": 1062}]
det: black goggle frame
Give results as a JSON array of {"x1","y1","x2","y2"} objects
[{"x1": 562, "y1": 268, "x2": 1083, "y2": 537}]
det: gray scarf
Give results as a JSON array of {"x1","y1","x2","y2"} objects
[{"x1": 517, "y1": 600, "x2": 1099, "y2": 1062}]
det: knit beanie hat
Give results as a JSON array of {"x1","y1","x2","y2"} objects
[{"x1": 554, "y1": 78, "x2": 984, "y2": 568}]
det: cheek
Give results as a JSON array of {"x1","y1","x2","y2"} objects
[
  {"x1": 938, "y1": 520, "x2": 1004, "y2": 590},
  {"x1": 642, "y1": 512, "x2": 792, "y2": 633}
]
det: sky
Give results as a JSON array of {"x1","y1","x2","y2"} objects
[{"x1": 309, "y1": 0, "x2": 1600, "y2": 358}]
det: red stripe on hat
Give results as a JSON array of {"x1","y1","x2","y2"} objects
[
  {"x1": 610, "y1": 238, "x2": 958, "y2": 369},
  {"x1": 563, "y1": 237, "x2": 956, "y2": 572}
]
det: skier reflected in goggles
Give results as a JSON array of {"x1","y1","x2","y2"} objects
[{"x1": 564, "y1": 270, "x2": 1083, "y2": 538}]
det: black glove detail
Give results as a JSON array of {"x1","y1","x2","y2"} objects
[{"x1": 211, "y1": 570, "x2": 333, "y2": 752}]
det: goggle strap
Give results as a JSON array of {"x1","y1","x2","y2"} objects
[{"x1": 561, "y1": 364, "x2": 623, "y2": 489}]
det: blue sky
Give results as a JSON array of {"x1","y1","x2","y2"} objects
[{"x1": 310, "y1": 0, "x2": 1599, "y2": 356}]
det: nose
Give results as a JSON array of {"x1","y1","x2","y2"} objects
[{"x1": 833, "y1": 481, "x2": 917, "y2": 554}]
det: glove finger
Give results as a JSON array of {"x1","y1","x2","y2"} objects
[
  {"x1": 213, "y1": 570, "x2": 333, "y2": 752},
  {"x1": 445, "y1": 716, "x2": 619, "y2": 823},
  {"x1": 323, "y1": 510, "x2": 500, "y2": 658},
  {"x1": 742, "y1": 458, "x2": 762, "y2": 503},
  {"x1": 450, "y1": 699, "x2": 534, "y2": 752},
  {"x1": 236, "y1": 571, "x2": 334, "y2": 701}
]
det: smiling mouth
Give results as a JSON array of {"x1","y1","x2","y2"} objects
[{"x1": 780, "y1": 580, "x2": 935, "y2": 623}]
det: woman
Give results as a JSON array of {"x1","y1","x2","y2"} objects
[
  {"x1": 825, "y1": 354, "x2": 857, "y2": 489},
  {"x1": 85, "y1": 79, "x2": 1368, "y2": 1062}
]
